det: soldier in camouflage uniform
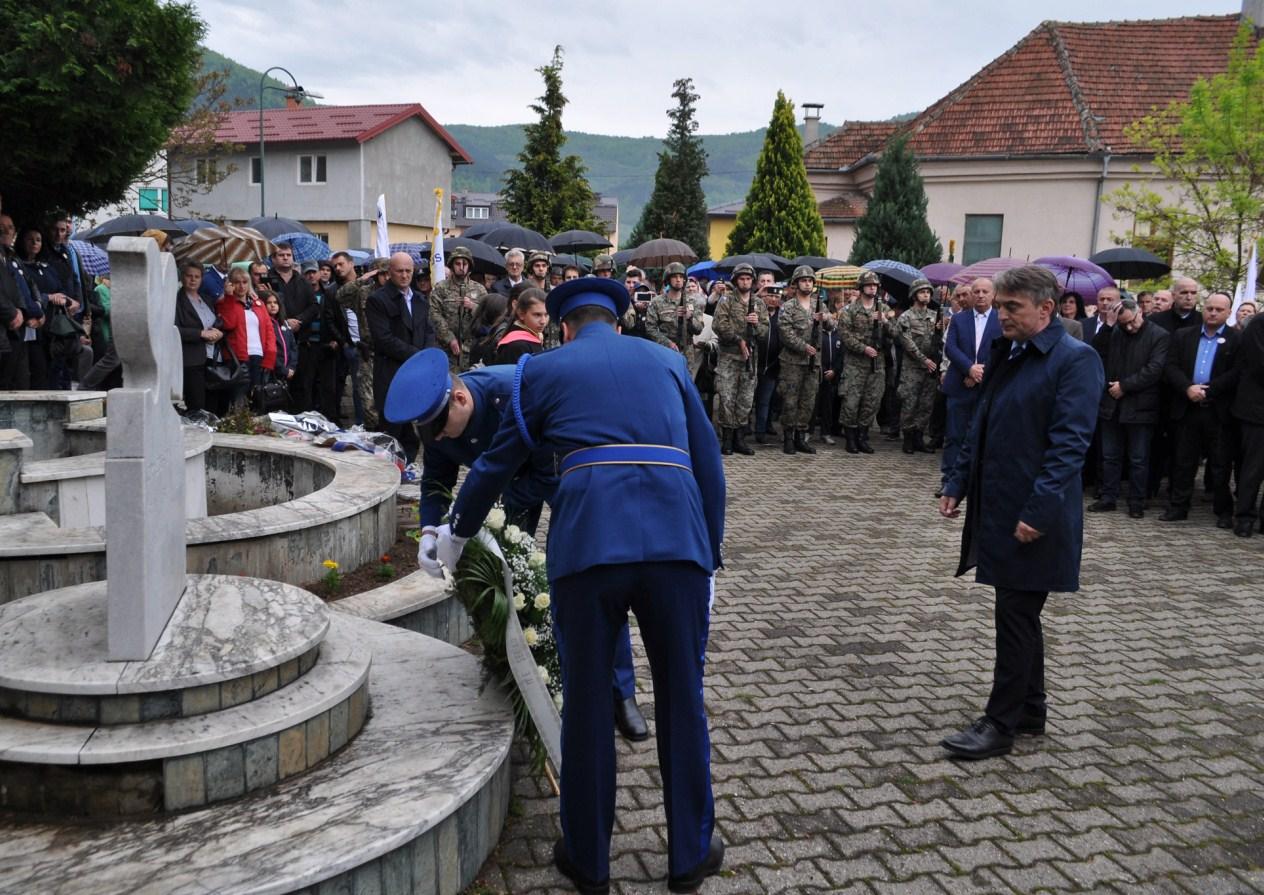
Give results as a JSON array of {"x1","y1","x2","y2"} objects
[
  {"x1": 895, "y1": 277, "x2": 941, "y2": 454},
  {"x1": 646, "y1": 262, "x2": 704, "y2": 358},
  {"x1": 428, "y1": 246, "x2": 488, "y2": 371},
  {"x1": 711, "y1": 263, "x2": 769, "y2": 456},
  {"x1": 332, "y1": 253, "x2": 380, "y2": 429},
  {"x1": 838, "y1": 269, "x2": 890, "y2": 455},
  {"x1": 777, "y1": 265, "x2": 827, "y2": 455}
]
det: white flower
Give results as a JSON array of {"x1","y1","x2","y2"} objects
[
  {"x1": 517, "y1": 528, "x2": 534, "y2": 546},
  {"x1": 553, "y1": 693, "x2": 564, "y2": 712},
  {"x1": 528, "y1": 551, "x2": 546, "y2": 569},
  {"x1": 537, "y1": 665, "x2": 550, "y2": 684},
  {"x1": 534, "y1": 592, "x2": 551, "y2": 610},
  {"x1": 513, "y1": 592, "x2": 526, "y2": 611},
  {"x1": 523, "y1": 626, "x2": 539, "y2": 647},
  {"x1": 486, "y1": 508, "x2": 506, "y2": 531},
  {"x1": 504, "y1": 524, "x2": 522, "y2": 543}
]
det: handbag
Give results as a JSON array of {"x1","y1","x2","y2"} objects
[
  {"x1": 205, "y1": 343, "x2": 249, "y2": 393},
  {"x1": 249, "y1": 379, "x2": 290, "y2": 413}
]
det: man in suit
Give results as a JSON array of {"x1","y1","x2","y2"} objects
[
  {"x1": 939, "y1": 265, "x2": 1103, "y2": 759},
  {"x1": 1149, "y1": 277, "x2": 1203, "y2": 334},
  {"x1": 1161, "y1": 292, "x2": 1239, "y2": 525},
  {"x1": 490, "y1": 248, "x2": 526, "y2": 297},
  {"x1": 435, "y1": 277, "x2": 726, "y2": 893},
  {"x1": 1230, "y1": 312, "x2": 1264, "y2": 537},
  {"x1": 939, "y1": 277, "x2": 1001, "y2": 495},
  {"x1": 267, "y1": 243, "x2": 319, "y2": 411},
  {"x1": 365, "y1": 252, "x2": 436, "y2": 463},
  {"x1": 1146, "y1": 278, "x2": 1202, "y2": 498}
]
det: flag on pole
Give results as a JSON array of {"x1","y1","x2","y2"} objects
[
  {"x1": 375, "y1": 194, "x2": 390, "y2": 260},
  {"x1": 431, "y1": 188, "x2": 446, "y2": 285},
  {"x1": 1231, "y1": 240, "x2": 1258, "y2": 325}
]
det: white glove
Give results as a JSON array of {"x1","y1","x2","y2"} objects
[
  {"x1": 435, "y1": 523, "x2": 469, "y2": 574},
  {"x1": 417, "y1": 530, "x2": 442, "y2": 578},
  {"x1": 708, "y1": 574, "x2": 716, "y2": 612}
]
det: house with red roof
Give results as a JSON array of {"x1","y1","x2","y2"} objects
[
  {"x1": 169, "y1": 101, "x2": 471, "y2": 249},
  {"x1": 805, "y1": 11, "x2": 1257, "y2": 266}
]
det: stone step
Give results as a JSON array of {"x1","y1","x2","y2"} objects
[
  {"x1": 0, "y1": 617, "x2": 514, "y2": 894},
  {"x1": 331, "y1": 567, "x2": 473, "y2": 645}
]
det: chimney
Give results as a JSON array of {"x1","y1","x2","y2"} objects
[
  {"x1": 1244, "y1": 0, "x2": 1264, "y2": 31},
  {"x1": 802, "y1": 103, "x2": 823, "y2": 146},
  {"x1": 284, "y1": 93, "x2": 302, "y2": 110}
]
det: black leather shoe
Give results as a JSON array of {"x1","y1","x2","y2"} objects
[
  {"x1": 614, "y1": 695, "x2": 649, "y2": 741},
  {"x1": 1234, "y1": 520, "x2": 1255, "y2": 538},
  {"x1": 1128, "y1": 506, "x2": 1145, "y2": 519},
  {"x1": 1216, "y1": 515, "x2": 1234, "y2": 530},
  {"x1": 755, "y1": 431, "x2": 769, "y2": 445},
  {"x1": 553, "y1": 839, "x2": 609, "y2": 895},
  {"x1": 940, "y1": 717, "x2": 1014, "y2": 759},
  {"x1": 668, "y1": 837, "x2": 725, "y2": 893},
  {"x1": 1087, "y1": 500, "x2": 1117, "y2": 512},
  {"x1": 1015, "y1": 713, "x2": 1046, "y2": 736},
  {"x1": 1159, "y1": 508, "x2": 1187, "y2": 521},
  {"x1": 934, "y1": 486, "x2": 944, "y2": 498}
]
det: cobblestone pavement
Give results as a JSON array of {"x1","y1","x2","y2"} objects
[{"x1": 465, "y1": 434, "x2": 1264, "y2": 894}]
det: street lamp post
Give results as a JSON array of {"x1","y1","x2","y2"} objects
[{"x1": 258, "y1": 67, "x2": 322, "y2": 218}]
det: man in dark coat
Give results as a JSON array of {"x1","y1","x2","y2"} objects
[
  {"x1": 267, "y1": 243, "x2": 319, "y2": 411},
  {"x1": 365, "y1": 252, "x2": 436, "y2": 463},
  {"x1": 1090, "y1": 298, "x2": 1170, "y2": 517},
  {"x1": 1161, "y1": 292, "x2": 1239, "y2": 526},
  {"x1": 1230, "y1": 312, "x2": 1264, "y2": 537},
  {"x1": 939, "y1": 265, "x2": 1103, "y2": 759}
]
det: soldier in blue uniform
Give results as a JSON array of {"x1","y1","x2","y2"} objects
[
  {"x1": 384, "y1": 348, "x2": 650, "y2": 742},
  {"x1": 434, "y1": 277, "x2": 726, "y2": 894}
]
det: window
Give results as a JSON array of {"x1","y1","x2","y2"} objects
[
  {"x1": 962, "y1": 214, "x2": 1003, "y2": 265},
  {"x1": 194, "y1": 158, "x2": 217, "y2": 185},
  {"x1": 250, "y1": 157, "x2": 261, "y2": 185},
  {"x1": 311, "y1": 232, "x2": 329, "y2": 245},
  {"x1": 465, "y1": 205, "x2": 490, "y2": 220},
  {"x1": 138, "y1": 188, "x2": 168, "y2": 213},
  {"x1": 298, "y1": 154, "x2": 327, "y2": 184}
]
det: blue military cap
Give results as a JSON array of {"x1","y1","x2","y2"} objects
[
  {"x1": 384, "y1": 348, "x2": 453, "y2": 438},
  {"x1": 545, "y1": 275, "x2": 630, "y2": 324}
]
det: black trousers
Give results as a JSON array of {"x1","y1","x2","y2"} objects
[
  {"x1": 291, "y1": 342, "x2": 318, "y2": 412},
  {"x1": 182, "y1": 363, "x2": 206, "y2": 414},
  {"x1": 1235, "y1": 422, "x2": 1264, "y2": 525},
  {"x1": 1169, "y1": 405, "x2": 1232, "y2": 516},
  {"x1": 985, "y1": 587, "x2": 1048, "y2": 734}
]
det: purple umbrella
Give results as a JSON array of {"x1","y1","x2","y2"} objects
[
  {"x1": 1033, "y1": 256, "x2": 1115, "y2": 305},
  {"x1": 921, "y1": 262, "x2": 963, "y2": 286},
  {"x1": 950, "y1": 257, "x2": 1025, "y2": 285}
]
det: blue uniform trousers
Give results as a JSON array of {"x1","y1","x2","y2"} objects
[{"x1": 551, "y1": 561, "x2": 714, "y2": 883}]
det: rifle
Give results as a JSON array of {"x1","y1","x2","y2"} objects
[
  {"x1": 809, "y1": 292, "x2": 823, "y2": 373},
  {"x1": 929, "y1": 304, "x2": 948, "y2": 374},
  {"x1": 743, "y1": 290, "x2": 756, "y2": 372},
  {"x1": 676, "y1": 287, "x2": 687, "y2": 352},
  {"x1": 869, "y1": 309, "x2": 882, "y2": 374}
]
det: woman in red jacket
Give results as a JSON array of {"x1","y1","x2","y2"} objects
[{"x1": 215, "y1": 267, "x2": 277, "y2": 406}]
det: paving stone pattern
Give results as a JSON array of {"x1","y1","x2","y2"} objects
[{"x1": 466, "y1": 437, "x2": 1264, "y2": 894}]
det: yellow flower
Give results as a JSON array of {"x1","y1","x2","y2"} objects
[
  {"x1": 523, "y1": 626, "x2": 539, "y2": 647},
  {"x1": 322, "y1": 559, "x2": 339, "y2": 570}
]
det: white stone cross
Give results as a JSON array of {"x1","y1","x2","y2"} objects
[{"x1": 105, "y1": 237, "x2": 188, "y2": 660}]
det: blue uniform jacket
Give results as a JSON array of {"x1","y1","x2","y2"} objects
[
  {"x1": 944, "y1": 322, "x2": 1103, "y2": 593},
  {"x1": 450, "y1": 324, "x2": 725, "y2": 581},
  {"x1": 419, "y1": 366, "x2": 556, "y2": 529}
]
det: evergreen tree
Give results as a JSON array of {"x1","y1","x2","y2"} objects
[
  {"x1": 502, "y1": 46, "x2": 602, "y2": 236},
  {"x1": 847, "y1": 133, "x2": 942, "y2": 267},
  {"x1": 628, "y1": 78, "x2": 710, "y2": 258},
  {"x1": 725, "y1": 91, "x2": 825, "y2": 258}
]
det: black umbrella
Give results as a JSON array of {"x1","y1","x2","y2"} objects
[
  {"x1": 716, "y1": 253, "x2": 784, "y2": 273},
  {"x1": 627, "y1": 238, "x2": 697, "y2": 269},
  {"x1": 81, "y1": 213, "x2": 186, "y2": 244},
  {"x1": 245, "y1": 216, "x2": 312, "y2": 239},
  {"x1": 612, "y1": 249, "x2": 637, "y2": 268},
  {"x1": 550, "y1": 229, "x2": 612, "y2": 252},
  {"x1": 1088, "y1": 247, "x2": 1171, "y2": 280},
  {"x1": 789, "y1": 255, "x2": 847, "y2": 271},
  {"x1": 435, "y1": 237, "x2": 506, "y2": 276},
  {"x1": 472, "y1": 224, "x2": 552, "y2": 253},
  {"x1": 460, "y1": 220, "x2": 499, "y2": 240},
  {"x1": 172, "y1": 219, "x2": 219, "y2": 235},
  {"x1": 551, "y1": 253, "x2": 593, "y2": 271}
]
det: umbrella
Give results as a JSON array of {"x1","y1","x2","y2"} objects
[
  {"x1": 171, "y1": 219, "x2": 218, "y2": 235},
  {"x1": 1034, "y1": 256, "x2": 1116, "y2": 305},
  {"x1": 612, "y1": 248, "x2": 637, "y2": 268},
  {"x1": 472, "y1": 223, "x2": 552, "y2": 253},
  {"x1": 245, "y1": 216, "x2": 312, "y2": 239},
  {"x1": 173, "y1": 225, "x2": 273, "y2": 268},
  {"x1": 272, "y1": 232, "x2": 331, "y2": 263},
  {"x1": 921, "y1": 262, "x2": 963, "y2": 286},
  {"x1": 628, "y1": 238, "x2": 697, "y2": 269},
  {"x1": 788, "y1": 255, "x2": 847, "y2": 271},
  {"x1": 389, "y1": 242, "x2": 429, "y2": 265},
  {"x1": 687, "y1": 260, "x2": 726, "y2": 282},
  {"x1": 437, "y1": 237, "x2": 506, "y2": 275},
  {"x1": 344, "y1": 249, "x2": 373, "y2": 265},
  {"x1": 862, "y1": 259, "x2": 923, "y2": 302},
  {"x1": 460, "y1": 221, "x2": 499, "y2": 240},
  {"x1": 815, "y1": 265, "x2": 866, "y2": 289},
  {"x1": 950, "y1": 257, "x2": 1025, "y2": 285},
  {"x1": 550, "y1": 229, "x2": 612, "y2": 252},
  {"x1": 70, "y1": 240, "x2": 109, "y2": 277},
  {"x1": 82, "y1": 213, "x2": 186, "y2": 244},
  {"x1": 1088, "y1": 247, "x2": 1171, "y2": 280},
  {"x1": 716, "y1": 253, "x2": 783, "y2": 273},
  {"x1": 550, "y1": 253, "x2": 593, "y2": 271}
]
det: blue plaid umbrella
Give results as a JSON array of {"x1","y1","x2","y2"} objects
[
  {"x1": 271, "y1": 232, "x2": 330, "y2": 262},
  {"x1": 389, "y1": 242, "x2": 428, "y2": 265},
  {"x1": 70, "y1": 240, "x2": 110, "y2": 276}
]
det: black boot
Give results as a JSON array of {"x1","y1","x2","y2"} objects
[
  {"x1": 720, "y1": 428, "x2": 733, "y2": 456},
  {"x1": 794, "y1": 429, "x2": 816, "y2": 454},
  {"x1": 755, "y1": 430, "x2": 769, "y2": 445},
  {"x1": 732, "y1": 427, "x2": 755, "y2": 455},
  {"x1": 844, "y1": 427, "x2": 859, "y2": 454},
  {"x1": 914, "y1": 430, "x2": 934, "y2": 453},
  {"x1": 857, "y1": 427, "x2": 875, "y2": 454},
  {"x1": 783, "y1": 431, "x2": 796, "y2": 455},
  {"x1": 902, "y1": 430, "x2": 916, "y2": 454}
]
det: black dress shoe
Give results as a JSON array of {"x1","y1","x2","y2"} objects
[
  {"x1": 940, "y1": 717, "x2": 1014, "y2": 759},
  {"x1": 1159, "y1": 508, "x2": 1188, "y2": 522},
  {"x1": 1015, "y1": 713, "x2": 1046, "y2": 736},
  {"x1": 1216, "y1": 515, "x2": 1234, "y2": 530},
  {"x1": 553, "y1": 839, "x2": 609, "y2": 895},
  {"x1": 1087, "y1": 500, "x2": 1116, "y2": 512},
  {"x1": 668, "y1": 837, "x2": 725, "y2": 893},
  {"x1": 1234, "y1": 520, "x2": 1255, "y2": 538},
  {"x1": 1128, "y1": 507, "x2": 1145, "y2": 519},
  {"x1": 614, "y1": 695, "x2": 649, "y2": 741}
]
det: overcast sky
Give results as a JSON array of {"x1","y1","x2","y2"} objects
[{"x1": 197, "y1": 0, "x2": 1238, "y2": 136}]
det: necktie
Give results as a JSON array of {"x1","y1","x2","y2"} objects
[{"x1": 1008, "y1": 341, "x2": 1026, "y2": 360}]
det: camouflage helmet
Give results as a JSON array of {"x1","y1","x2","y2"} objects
[
  {"x1": 791, "y1": 264, "x2": 816, "y2": 283},
  {"x1": 908, "y1": 277, "x2": 933, "y2": 298},
  {"x1": 857, "y1": 269, "x2": 881, "y2": 288},
  {"x1": 592, "y1": 253, "x2": 615, "y2": 272},
  {"x1": 731, "y1": 262, "x2": 756, "y2": 279},
  {"x1": 527, "y1": 251, "x2": 551, "y2": 267},
  {"x1": 447, "y1": 245, "x2": 473, "y2": 264},
  {"x1": 663, "y1": 262, "x2": 687, "y2": 278}
]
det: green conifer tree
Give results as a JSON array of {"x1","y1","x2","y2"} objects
[
  {"x1": 628, "y1": 78, "x2": 710, "y2": 258},
  {"x1": 725, "y1": 91, "x2": 825, "y2": 258},
  {"x1": 502, "y1": 46, "x2": 602, "y2": 236},
  {"x1": 847, "y1": 134, "x2": 942, "y2": 267}
]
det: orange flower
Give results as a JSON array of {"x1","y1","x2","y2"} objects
[{"x1": 380, "y1": 554, "x2": 391, "y2": 563}]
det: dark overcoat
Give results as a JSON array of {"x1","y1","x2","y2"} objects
[{"x1": 944, "y1": 322, "x2": 1104, "y2": 593}]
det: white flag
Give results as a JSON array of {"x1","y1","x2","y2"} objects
[
  {"x1": 431, "y1": 188, "x2": 446, "y2": 286},
  {"x1": 1231, "y1": 241, "x2": 1258, "y2": 325},
  {"x1": 375, "y1": 194, "x2": 390, "y2": 260}
]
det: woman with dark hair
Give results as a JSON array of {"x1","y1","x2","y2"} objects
[
  {"x1": 491, "y1": 287, "x2": 547, "y2": 365},
  {"x1": 216, "y1": 267, "x2": 276, "y2": 407},
  {"x1": 468, "y1": 291, "x2": 508, "y2": 367},
  {"x1": 1059, "y1": 290, "x2": 1096, "y2": 342},
  {"x1": 263, "y1": 290, "x2": 297, "y2": 383},
  {"x1": 173, "y1": 261, "x2": 222, "y2": 414}
]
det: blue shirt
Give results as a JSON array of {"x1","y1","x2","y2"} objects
[{"x1": 1193, "y1": 324, "x2": 1226, "y2": 385}]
